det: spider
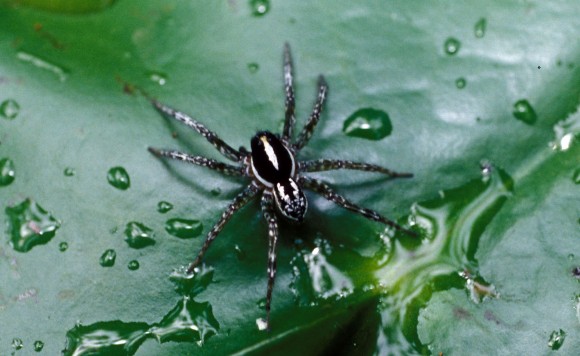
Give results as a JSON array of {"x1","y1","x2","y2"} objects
[{"x1": 148, "y1": 44, "x2": 415, "y2": 330}]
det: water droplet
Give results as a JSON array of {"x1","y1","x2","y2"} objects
[
  {"x1": 0, "y1": 158, "x2": 16, "y2": 186},
  {"x1": 444, "y1": 37, "x2": 461, "y2": 55},
  {"x1": 480, "y1": 159, "x2": 493, "y2": 181},
  {"x1": 234, "y1": 244, "x2": 246, "y2": 261},
  {"x1": 107, "y1": 166, "x2": 130, "y2": 190},
  {"x1": 165, "y1": 218, "x2": 203, "y2": 239},
  {"x1": 149, "y1": 297, "x2": 220, "y2": 346},
  {"x1": 256, "y1": 318, "x2": 268, "y2": 331},
  {"x1": 210, "y1": 187, "x2": 222, "y2": 196},
  {"x1": 548, "y1": 329, "x2": 566, "y2": 350},
  {"x1": 474, "y1": 18, "x2": 487, "y2": 38},
  {"x1": 455, "y1": 77, "x2": 466, "y2": 89},
  {"x1": 64, "y1": 167, "x2": 75, "y2": 176},
  {"x1": 568, "y1": 253, "x2": 575, "y2": 260},
  {"x1": 100, "y1": 249, "x2": 116, "y2": 267},
  {"x1": 147, "y1": 70, "x2": 167, "y2": 86},
  {"x1": 12, "y1": 338, "x2": 23, "y2": 350},
  {"x1": 128, "y1": 260, "x2": 140, "y2": 270},
  {"x1": 408, "y1": 164, "x2": 514, "y2": 271},
  {"x1": 124, "y1": 222, "x2": 155, "y2": 248},
  {"x1": 59, "y1": 241, "x2": 69, "y2": 252},
  {"x1": 6, "y1": 198, "x2": 61, "y2": 252},
  {"x1": 16, "y1": 51, "x2": 68, "y2": 81},
  {"x1": 33, "y1": 340, "x2": 44, "y2": 352},
  {"x1": 247, "y1": 62, "x2": 259, "y2": 73},
  {"x1": 0, "y1": 99, "x2": 20, "y2": 119},
  {"x1": 290, "y1": 241, "x2": 354, "y2": 305},
  {"x1": 572, "y1": 266, "x2": 580, "y2": 279},
  {"x1": 343, "y1": 108, "x2": 393, "y2": 140},
  {"x1": 551, "y1": 113, "x2": 578, "y2": 151},
  {"x1": 459, "y1": 270, "x2": 498, "y2": 303},
  {"x1": 573, "y1": 168, "x2": 580, "y2": 184},
  {"x1": 512, "y1": 99, "x2": 537, "y2": 125},
  {"x1": 256, "y1": 298, "x2": 266, "y2": 310},
  {"x1": 63, "y1": 320, "x2": 150, "y2": 355},
  {"x1": 170, "y1": 264, "x2": 214, "y2": 297},
  {"x1": 575, "y1": 294, "x2": 580, "y2": 324},
  {"x1": 157, "y1": 201, "x2": 173, "y2": 213},
  {"x1": 250, "y1": 0, "x2": 269, "y2": 16}
]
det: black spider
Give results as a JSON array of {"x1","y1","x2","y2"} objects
[{"x1": 148, "y1": 44, "x2": 414, "y2": 330}]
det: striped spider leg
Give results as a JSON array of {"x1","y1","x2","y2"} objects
[{"x1": 148, "y1": 43, "x2": 415, "y2": 331}]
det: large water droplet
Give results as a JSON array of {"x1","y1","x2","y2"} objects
[
  {"x1": 124, "y1": 222, "x2": 155, "y2": 248},
  {"x1": 0, "y1": 99, "x2": 20, "y2": 119},
  {"x1": 107, "y1": 167, "x2": 130, "y2": 190},
  {"x1": 63, "y1": 320, "x2": 150, "y2": 355},
  {"x1": 149, "y1": 297, "x2": 220, "y2": 346},
  {"x1": 444, "y1": 37, "x2": 461, "y2": 55},
  {"x1": 548, "y1": 329, "x2": 566, "y2": 350},
  {"x1": 455, "y1": 77, "x2": 466, "y2": 89},
  {"x1": 63, "y1": 294, "x2": 219, "y2": 354},
  {"x1": 474, "y1": 18, "x2": 487, "y2": 38},
  {"x1": 343, "y1": 108, "x2": 393, "y2": 140},
  {"x1": 33, "y1": 340, "x2": 44, "y2": 352},
  {"x1": 512, "y1": 99, "x2": 537, "y2": 125},
  {"x1": 157, "y1": 201, "x2": 173, "y2": 213},
  {"x1": 99, "y1": 249, "x2": 117, "y2": 267},
  {"x1": 250, "y1": 0, "x2": 270, "y2": 16},
  {"x1": 0, "y1": 158, "x2": 16, "y2": 186},
  {"x1": 6, "y1": 198, "x2": 61, "y2": 252},
  {"x1": 165, "y1": 218, "x2": 203, "y2": 239}
]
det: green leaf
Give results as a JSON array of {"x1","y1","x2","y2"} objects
[{"x1": 1, "y1": 1, "x2": 579, "y2": 354}]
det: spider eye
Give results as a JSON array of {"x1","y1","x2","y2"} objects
[{"x1": 273, "y1": 178, "x2": 307, "y2": 222}]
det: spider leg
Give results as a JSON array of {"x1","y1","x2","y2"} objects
[
  {"x1": 187, "y1": 183, "x2": 260, "y2": 274},
  {"x1": 292, "y1": 75, "x2": 328, "y2": 152},
  {"x1": 298, "y1": 159, "x2": 413, "y2": 178},
  {"x1": 151, "y1": 99, "x2": 243, "y2": 162},
  {"x1": 282, "y1": 43, "x2": 296, "y2": 143},
  {"x1": 260, "y1": 191, "x2": 279, "y2": 331},
  {"x1": 298, "y1": 176, "x2": 416, "y2": 237},
  {"x1": 148, "y1": 147, "x2": 245, "y2": 176}
]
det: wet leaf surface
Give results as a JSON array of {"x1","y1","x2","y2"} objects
[{"x1": 1, "y1": 0, "x2": 579, "y2": 354}]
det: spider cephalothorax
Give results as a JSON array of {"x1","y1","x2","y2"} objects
[{"x1": 149, "y1": 44, "x2": 414, "y2": 330}]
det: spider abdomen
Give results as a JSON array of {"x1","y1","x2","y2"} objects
[
  {"x1": 273, "y1": 178, "x2": 308, "y2": 222},
  {"x1": 250, "y1": 131, "x2": 296, "y2": 187}
]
